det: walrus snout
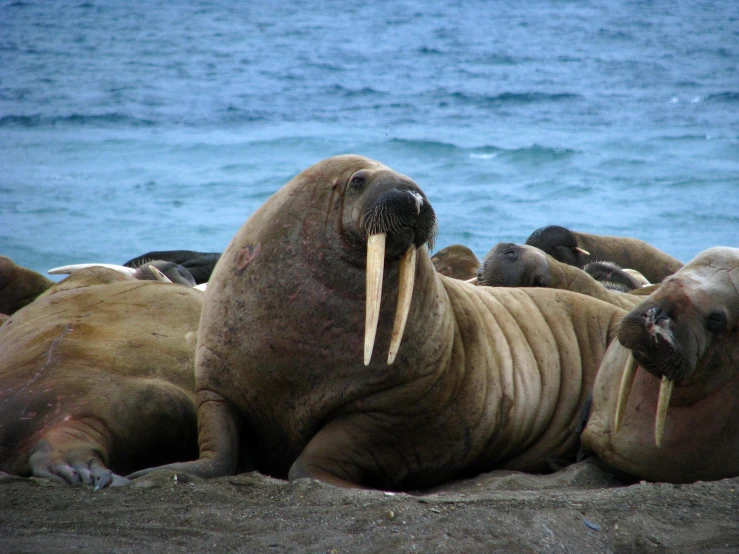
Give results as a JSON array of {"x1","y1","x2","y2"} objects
[
  {"x1": 615, "y1": 301, "x2": 690, "y2": 448},
  {"x1": 361, "y1": 187, "x2": 437, "y2": 253},
  {"x1": 361, "y1": 181, "x2": 436, "y2": 368}
]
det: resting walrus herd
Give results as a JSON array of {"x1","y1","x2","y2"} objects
[{"x1": 1, "y1": 154, "x2": 736, "y2": 490}]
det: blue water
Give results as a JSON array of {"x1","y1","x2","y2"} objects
[{"x1": 1, "y1": 0, "x2": 737, "y2": 280}]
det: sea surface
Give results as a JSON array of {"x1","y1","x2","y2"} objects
[{"x1": 1, "y1": 0, "x2": 737, "y2": 280}]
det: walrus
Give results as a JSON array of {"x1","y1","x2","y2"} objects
[
  {"x1": 524, "y1": 225, "x2": 683, "y2": 283},
  {"x1": 0, "y1": 268, "x2": 201, "y2": 488},
  {"x1": 477, "y1": 242, "x2": 645, "y2": 311},
  {"x1": 0, "y1": 256, "x2": 54, "y2": 315},
  {"x1": 583, "y1": 261, "x2": 649, "y2": 292},
  {"x1": 430, "y1": 244, "x2": 480, "y2": 280},
  {"x1": 130, "y1": 155, "x2": 627, "y2": 490},
  {"x1": 581, "y1": 246, "x2": 739, "y2": 483},
  {"x1": 124, "y1": 250, "x2": 221, "y2": 285}
]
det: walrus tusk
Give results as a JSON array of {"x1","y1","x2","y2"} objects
[
  {"x1": 655, "y1": 376, "x2": 674, "y2": 448},
  {"x1": 465, "y1": 276, "x2": 478, "y2": 284},
  {"x1": 614, "y1": 351, "x2": 637, "y2": 432},
  {"x1": 365, "y1": 233, "x2": 386, "y2": 365},
  {"x1": 148, "y1": 265, "x2": 173, "y2": 283},
  {"x1": 49, "y1": 263, "x2": 136, "y2": 276},
  {"x1": 574, "y1": 246, "x2": 590, "y2": 256},
  {"x1": 387, "y1": 246, "x2": 416, "y2": 365}
]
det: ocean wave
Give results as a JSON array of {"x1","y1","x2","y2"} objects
[
  {"x1": 705, "y1": 92, "x2": 739, "y2": 103},
  {"x1": 325, "y1": 84, "x2": 387, "y2": 98},
  {"x1": 497, "y1": 144, "x2": 577, "y2": 164},
  {"x1": 0, "y1": 113, "x2": 156, "y2": 128},
  {"x1": 438, "y1": 91, "x2": 581, "y2": 106},
  {"x1": 383, "y1": 138, "x2": 460, "y2": 156}
]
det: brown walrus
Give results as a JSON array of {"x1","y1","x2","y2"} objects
[
  {"x1": 430, "y1": 244, "x2": 480, "y2": 280},
  {"x1": 524, "y1": 225, "x2": 683, "y2": 283},
  {"x1": 0, "y1": 268, "x2": 201, "y2": 488},
  {"x1": 130, "y1": 155, "x2": 627, "y2": 490},
  {"x1": 0, "y1": 256, "x2": 54, "y2": 315},
  {"x1": 582, "y1": 247, "x2": 739, "y2": 483},
  {"x1": 477, "y1": 242, "x2": 645, "y2": 311}
]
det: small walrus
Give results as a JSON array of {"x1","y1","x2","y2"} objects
[
  {"x1": 0, "y1": 268, "x2": 201, "y2": 488},
  {"x1": 524, "y1": 225, "x2": 683, "y2": 283},
  {"x1": 0, "y1": 256, "x2": 54, "y2": 315},
  {"x1": 477, "y1": 242, "x2": 645, "y2": 311},
  {"x1": 430, "y1": 244, "x2": 480, "y2": 280},
  {"x1": 130, "y1": 155, "x2": 628, "y2": 490},
  {"x1": 582, "y1": 247, "x2": 739, "y2": 483}
]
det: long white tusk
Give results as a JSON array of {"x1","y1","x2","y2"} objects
[
  {"x1": 614, "y1": 351, "x2": 637, "y2": 432},
  {"x1": 387, "y1": 246, "x2": 417, "y2": 365},
  {"x1": 654, "y1": 376, "x2": 674, "y2": 448},
  {"x1": 465, "y1": 276, "x2": 478, "y2": 284},
  {"x1": 194, "y1": 283, "x2": 208, "y2": 291},
  {"x1": 365, "y1": 233, "x2": 386, "y2": 366},
  {"x1": 49, "y1": 263, "x2": 136, "y2": 276},
  {"x1": 574, "y1": 246, "x2": 590, "y2": 256},
  {"x1": 148, "y1": 265, "x2": 173, "y2": 283}
]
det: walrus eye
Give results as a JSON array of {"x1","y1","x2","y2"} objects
[
  {"x1": 349, "y1": 171, "x2": 367, "y2": 189},
  {"x1": 706, "y1": 312, "x2": 725, "y2": 332}
]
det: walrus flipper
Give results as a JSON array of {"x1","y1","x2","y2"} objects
[
  {"x1": 27, "y1": 419, "x2": 130, "y2": 489},
  {"x1": 128, "y1": 391, "x2": 245, "y2": 481}
]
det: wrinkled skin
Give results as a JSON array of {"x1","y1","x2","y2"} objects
[
  {"x1": 582, "y1": 247, "x2": 739, "y2": 482},
  {"x1": 130, "y1": 155, "x2": 627, "y2": 491},
  {"x1": 0, "y1": 268, "x2": 201, "y2": 488},
  {"x1": 0, "y1": 256, "x2": 54, "y2": 315},
  {"x1": 477, "y1": 242, "x2": 644, "y2": 311},
  {"x1": 525, "y1": 225, "x2": 683, "y2": 284},
  {"x1": 431, "y1": 244, "x2": 480, "y2": 280}
]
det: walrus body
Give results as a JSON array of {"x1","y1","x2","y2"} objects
[
  {"x1": 0, "y1": 256, "x2": 54, "y2": 315},
  {"x1": 0, "y1": 269, "x2": 201, "y2": 487},
  {"x1": 431, "y1": 244, "x2": 480, "y2": 280},
  {"x1": 131, "y1": 155, "x2": 626, "y2": 490},
  {"x1": 477, "y1": 242, "x2": 644, "y2": 311},
  {"x1": 582, "y1": 247, "x2": 739, "y2": 483},
  {"x1": 525, "y1": 225, "x2": 683, "y2": 283}
]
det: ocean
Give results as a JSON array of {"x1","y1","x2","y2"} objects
[{"x1": 1, "y1": 0, "x2": 737, "y2": 281}]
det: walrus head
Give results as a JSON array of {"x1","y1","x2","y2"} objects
[
  {"x1": 612, "y1": 247, "x2": 739, "y2": 447},
  {"x1": 342, "y1": 162, "x2": 437, "y2": 364},
  {"x1": 525, "y1": 225, "x2": 590, "y2": 268},
  {"x1": 477, "y1": 243, "x2": 551, "y2": 288}
]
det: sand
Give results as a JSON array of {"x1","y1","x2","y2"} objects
[{"x1": 1, "y1": 458, "x2": 737, "y2": 553}]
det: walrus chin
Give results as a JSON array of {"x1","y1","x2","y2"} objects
[{"x1": 613, "y1": 352, "x2": 674, "y2": 448}]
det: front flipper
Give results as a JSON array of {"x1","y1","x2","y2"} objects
[
  {"x1": 288, "y1": 416, "x2": 415, "y2": 490},
  {"x1": 128, "y1": 391, "x2": 242, "y2": 481},
  {"x1": 27, "y1": 421, "x2": 130, "y2": 490}
]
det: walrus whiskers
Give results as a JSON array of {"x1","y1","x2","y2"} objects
[
  {"x1": 655, "y1": 376, "x2": 674, "y2": 448},
  {"x1": 365, "y1": 233, "x2": 386, "y2": 365},
  {"x1": 614, "y1": 352, "x2": 637, "y2": 432},
  {"x1": 387, "y1": 246, "x2": 417, "y2": 364}
]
